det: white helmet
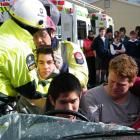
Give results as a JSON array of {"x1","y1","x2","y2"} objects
[
  {"x1": 40, "y1": 0, "x2": 60, "y2": 26},
  {"x1": 9, "y1": 0, "x2": 47, "y2": 29}
]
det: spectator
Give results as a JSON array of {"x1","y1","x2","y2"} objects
[
  {"x1": 91, "y1": 27, "x2": 111, "y2": 84},
  {"x1": 83, "y1": 30, "x2": 96, "y2": 88},
  {"x1": 114, "y1": 30, "x2": 120, "y2": 38},
  {"x1": 126, "y1": 31, "x2": 140, "y2": 75},
  {"x1": 80, "y1": 54, "x2": 140, "y2": 127},
  {"x1": 46, "y1": 73, "x2": 82, "y2": 120},
  {"x1": 110, "y1": 35, "x2": 126, "y2": 58},
  {"x1": 135, "y1": 26, "x2": 140, "y2": 40},
  {"x1": 119, "y1": 27, "x2": 129, "y2": 47},
  {"x1": 126, "y1": 31, "x2": 139, "y2": 58},
  {"x1": 106, "y1": 28, "x2": 114, "y2": 45}
]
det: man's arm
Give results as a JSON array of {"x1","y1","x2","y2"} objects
[
  {"x1": 64, "y1": 41, "x2": 89, "y2": 89},
  {"x1": 80, "y1": 89, "x2": 101, "y2": 122},
  {"x1": 0, "y1": 42, "x2": 43, "y2": 99}
]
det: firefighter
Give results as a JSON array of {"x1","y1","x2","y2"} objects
[
  {"x1": 33, "y1": 16, "x2": 63, "y2": 71},
  {"x1": 33, "y1": 5, "x2": 88, "y2": 91},
  {"x1": 0, "y1": 0, "x2": 47, "y2": 116},
  {"x1": 34, "y1": 26, "x2": 88, "y2": 91},
  {"x1": 61, "y1": 40, "x2": 88, "y2": 91}
]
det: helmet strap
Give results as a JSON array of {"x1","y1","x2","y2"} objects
[{"x1": 46, "y1": 28, "x2": 51, "y2": 37}]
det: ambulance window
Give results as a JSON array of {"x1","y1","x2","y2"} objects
[
  {"x1": 91, "y1": 18, "x2": 96, "y2": 34},
  {"x1": 77, "y1": 20, "x2": 87, "y2": 40}
]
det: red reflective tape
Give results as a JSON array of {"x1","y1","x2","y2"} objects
[
  {"x1": 51, "y1": 0, "x2": 65, "y2": 5},
  {"x1": 58, "y1": 0, "x2": 64, "y2": 5},
  {"x1": 74, "y1": 52, "x2": 84, "y2": 64},
  {"x1": 0, "y1": 2, "x2": 10, "y2": 6}
]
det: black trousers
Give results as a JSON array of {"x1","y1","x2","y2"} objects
[{"x1": 86, "y1": 56, "x2": 96, "y2": 87}]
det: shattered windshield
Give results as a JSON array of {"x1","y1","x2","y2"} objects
[{"x1": 0, "y1": 114, "x2": 140, "y2": 140}]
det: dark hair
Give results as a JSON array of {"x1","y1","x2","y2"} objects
[
  {"x1": 114, "y1": 30, "x2": 120, "y2": 37},
  {"x1": 134, "y1": 26, "x2": 140, "y2": 38},
  {"x1": 135, "y1": 26, "x2": 140, "y2": 32},
  {"x1": 130, "y1": 30, "x2": 136, "y2": 35},
  {"x1": 88, "y1": 30, "x2": 94, "y2": 39},
  {"x1": 99, "y1": 27, "x2": 106, "y2": 32},
  {"x1": 36, "y1": 46, "x2": 55, "y2": 62},
  {"x1": 46, "y1": 28, "x2": 51, "y2": 37},
  {"x1": 46, "y1": 73, "x2": 82, "y2": 110},
  {"x1": 114, "y1": 34, "x2": 120, "y2": 40},
  {"x1": 88, "y1": 30, "x2": 94, "y2": 34},
  {"x1": 106, "y1": 28, "x2": 112, "y2": 33},
  {"x1": 138, "y1": 31, "x2": 140, "y2": 38},
  {"x1": 119, "y1": 27, "x2": 126, "y2": 33}
]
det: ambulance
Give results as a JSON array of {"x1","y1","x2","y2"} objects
[
  {"x1": 56, "y1": 0, "x2": 91, "y2": 48},
  {"x1": 38, "y1": 0, "x2": 106, "y2": 47},
  {"x1": 51, "y1": 0, "x2": 108, "y2": 47},
  {"x1": 89, "y1": 12, "x2": 114, "y2": 35}
]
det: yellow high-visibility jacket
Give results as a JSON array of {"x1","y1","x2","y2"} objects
[
  {"x1": 0, "y1": 19, "x2": 41, "y2": 99},
  {"x1": 61, "y1": 41, "x2": 89, "y2": 88},
  {"x1": 37, "y1": 75, "x2": 52, "y2": 96}
]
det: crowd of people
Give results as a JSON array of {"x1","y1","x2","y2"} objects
[
  {"x1": 0, "y1": 0, "x2": 140, "y2": 131},
  {"x1": 83, "y1": 26, "x2": 140, "y2": 88}
]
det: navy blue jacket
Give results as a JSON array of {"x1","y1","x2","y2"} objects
[{"x1": 91, "y1": 35, "x2": 111, "y2": 59}]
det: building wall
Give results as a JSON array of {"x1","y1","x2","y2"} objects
[{"x1": 91, "y1": 0, "x2": 140, "y2": 35}]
